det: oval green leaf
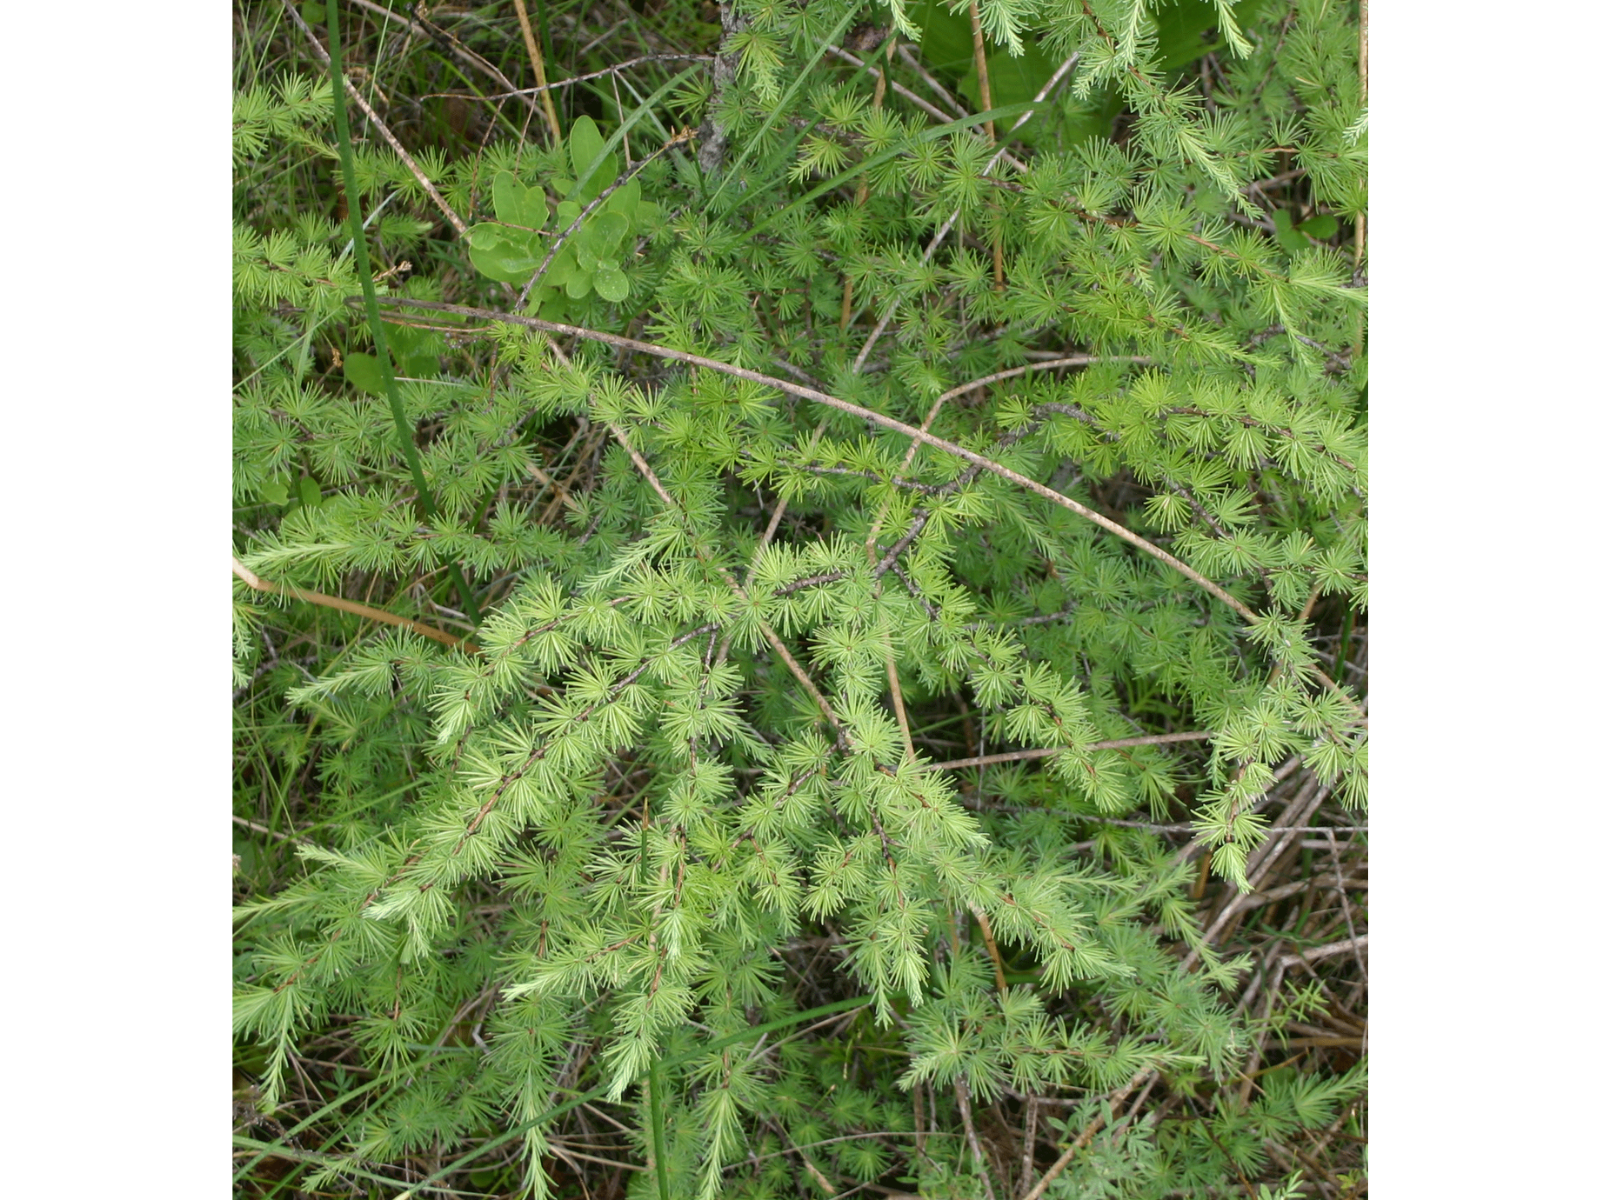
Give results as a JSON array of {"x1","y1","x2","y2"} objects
[
  {"x1": 589, "y1": 211, "x2": 628, "y2": 249},
  {"x1": 492, "y1": 171, "x2": 546, "y2": 229},
  {"x1": 403, "y1": 354, "x2": 438, "y2": 379},
  {"x1": 574, "y1": 153, "x2": 619, "y2": 203},
  {"x1": 545, "y1": 246, "x2": 576, "y2": 287},
  {"x1": 593, "y1": 265, "x2": 630, "y2": 303},
  {"x1": 605, "y1": 180, "x2": 641, "y2": 220},
  {"x1": 343, "y1": 351, "x2": 384, "y2": 395},
  {"x1": 1298, "y1": 213, "x2": 1339, "y2": 239},
  {"x1": 1271, "y1": 209, "x2": 1311, "y2": 252},
  {"x1": 569, "y1": 115, "x2": 605, "y2": 176},
  {"x1": 468, "y1": 223, "x2": 543, "y2": 284}
]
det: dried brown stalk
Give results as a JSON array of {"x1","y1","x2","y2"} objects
[
  {"x1": 233, "y1": 557, "x2": 478, "y2": 653},
  {"x1": 509, "y1": 0, "x2": 562, "y2": 142}
]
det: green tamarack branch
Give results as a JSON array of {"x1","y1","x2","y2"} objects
[
  {"x1": 356, "y1": 294, "x2": 1366, "y2": 718},
  {"x1": 359, "y1": 297, "x2": 1254, "y2": 615},
  {"x1": 236, "y1": 3, "x2": 1367, "y2": 1194}
]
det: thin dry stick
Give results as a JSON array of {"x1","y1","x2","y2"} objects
[
  {"x1": 1181, "y1": 757, "x2": 1305, "y2": 898},
  {"x1": 363, "y1": 299, "x2": 1251, "y2": 618},
  {"x1": 545, "y1": 1142, "x2": 645, "y2": 1173},
  {"x1": 1235, "y1": 954, "x2": 1290, "y2": 1105},
  {"x1": 233, "y1": 815, "x2": 311, "y2": 846},
  {"x1": 345, "y1": 0, "x2": 538, "y2": 119},
  {"x1": 966, "y1": 0, "x2": 1003, "y2": 285},
  {"x1": 1304, "y1": 1095, "x2": 1365, "y2": 1171},
  {"x1": 763, "y1": 1118, "x2": 839, "y2": 1195},
  {"x1": 1280, "y1": 934, "x2": 1368, "y2": 969},
  {"x1": 881, "y1": 622, "x2": 914, "y2": 750},
  {"x1": 1020, "y1": 1093, "x2": 1041, "y2": 1197},
  {"x1": 1027, "y1": 781, "x2": 1345, "y2": 1198},
  {"x1": 1086, "y1": 820, "x2": 1362, "y2": 836},
  {"x1": 522, "y1": 457, "x2": 580, "y2": 510},
  {"x1": 367, "y1": 298, "x2": 1363, "y2": 707},
  {"x1": 936, "y1": 731, "x2": 1214, "y2": 771},
  {"x1": 953, "y1": 1077, "x2": 999, "y2": 1200},
  {"x1": 897, "y1": 42, "x2": 968, "y2": 118},
  {"x1": 1244, "y1": 774, "x2": 1329, "y2": 880},
  {"x1": 1188, "y1": 779, "x2": 1329, "y2": 961},
  {"x1": 936, "y1": 356, "x2": 1150, "y2": 407},
  {"x1": 427, "y1": 55, "x2": 716, "y2": 102},
  {"x1": 1355, "y1": 0, "x2": 1368, "y2": 266},
  {"x1": 1020, "y1": 1070, "x2": 1146, "y2": 1200},
  {"x1": 281, "y1": 0, "x2": 470, "y2": 239},
  {"x1": 970, "y1": 907, "x2": 1008, "y2": 991},
  {"x1": 1327, "y1": 828, "x2": 1368, "y2": 990},
  {"x1": 508, "y1": 0, "x2": 562, "y2": 141},
  {"x1": 233, "y1": 558, "x2": 479, "y2": 652}
]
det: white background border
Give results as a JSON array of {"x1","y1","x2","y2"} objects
[{"x1": 4, "y1": 1, "x2": 1593, "y2": 1193}]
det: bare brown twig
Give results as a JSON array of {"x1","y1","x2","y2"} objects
[
  {"x1": 233, "y1": 557, "x2": 478, "y2": 653},
  {"x1": 967, "y1": 1, "x2": 1003, "y2": 285},
  {"x1": 953, "y1": 1076, "x2": 999, "y2": 1200},
  {"x1": 509, "y1": 0, "x2": 562, "y2": 142},
  {"x1": 424, "y1": 55, "x2": 715, "y2": 103},
  {"x1": 281, "y1": 0, "x2": 470, "y2": 239},
  {"x1": 935, "y1": 730, "x2": 1214, "y2": 771},
  {"x1": 359, "y1": 297, "x2": 1262, "y2": 626},
  {"x1": 233, "y1": 815, "x2": 312, "y2": 846},
  {"x1": 1019, "y1": 1069, "x2": 1147, "y2": 1200}
]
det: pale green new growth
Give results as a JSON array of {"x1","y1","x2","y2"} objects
[{"x1": 234, "y1": 0, "x2": 1366, "y2": 1195}]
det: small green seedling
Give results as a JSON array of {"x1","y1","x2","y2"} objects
[{"x1": 467, "y1": 116, "x2": 657, "y2": 312}]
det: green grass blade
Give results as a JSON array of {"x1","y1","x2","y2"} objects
[
  {"x1": 324, "y1": 0, "x2": 482, "y2": 629},
  {"x1": 739, "y1": 100, "x2": 1032, "y2": 243},
  {"x1": 705, "y1": 0, "x2": 870, "y2": 210},
  {"x1": 650, "y1": 1056, "x2": 671, "y2": 1200}
]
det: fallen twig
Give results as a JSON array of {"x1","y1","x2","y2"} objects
[{"x1": 233, "y1": 557, "x2": 478, "y2": 653}]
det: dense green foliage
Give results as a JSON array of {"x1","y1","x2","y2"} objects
[{"x1": 233, "y1": 1, "x2": 1368, "y2": 1196}]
